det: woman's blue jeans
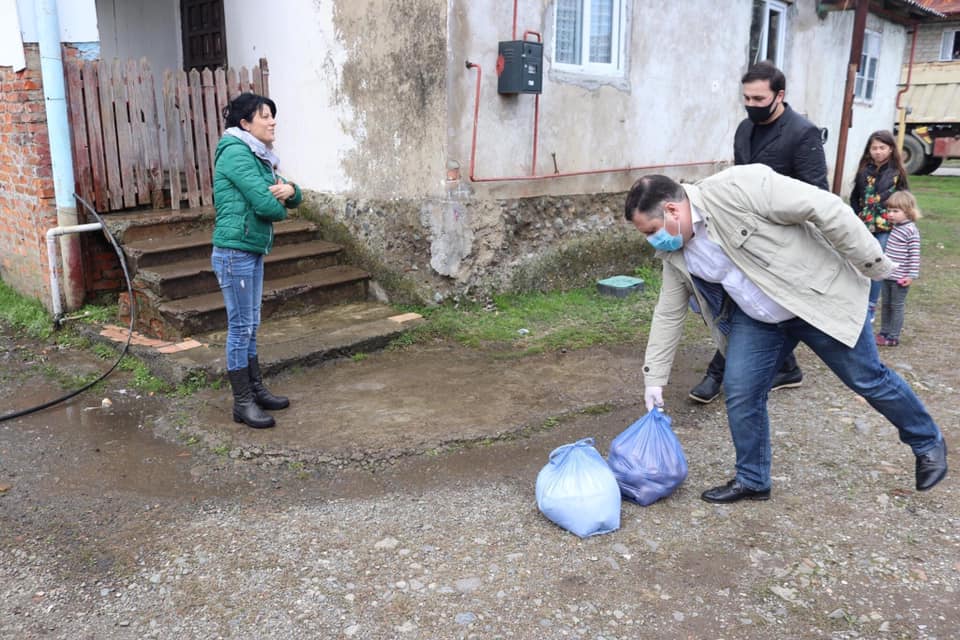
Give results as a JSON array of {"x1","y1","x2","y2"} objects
[
  {"x1": 211, "y1": 247, "x2": 264, "y2": 371},
  {"x1": 868, "y1": 231, "x2": 891, "y2": 309},
  {"x1": 722, "y1": 304, "x2": 942, "y2": 491}
]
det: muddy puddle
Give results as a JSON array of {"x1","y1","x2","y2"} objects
[{"x1": 1, "y1": 390, "x2": 231, "y2": 500}]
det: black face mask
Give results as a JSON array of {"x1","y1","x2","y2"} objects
[{"x1": 745, "y1": 97, "x2": 779, "y2": 124}]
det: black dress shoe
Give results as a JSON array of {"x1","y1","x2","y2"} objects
[
  {"x1": 916, "y1": 439, "x2": 948, "y2": 491},
  {"x1": 689, "y1": 375, "x2": 722, "y2": 404},
  {"x1": 701, "y1": 479, "x2": 771, "y2": 504},
  {"x1": 770, "y1": 366, "x2": 803, "y2": 391}
]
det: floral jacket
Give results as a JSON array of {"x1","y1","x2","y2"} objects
[{"x1": 850, "y1": 162, "x2": 907, "y2": 234}]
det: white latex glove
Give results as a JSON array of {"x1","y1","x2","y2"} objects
[{"x1": 644, "y1": 386, "x2": 664, "y2": 411}]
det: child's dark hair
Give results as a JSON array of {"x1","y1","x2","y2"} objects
[
  {"x1": 885, "y1": 190, "x2": 922, "y2": 221},
  {"x1": 855, "y1": 130, "x2": 909, "y2": 187},
  {"x1": 222, "y1": 93, "x2": 276, "y2": 128}
]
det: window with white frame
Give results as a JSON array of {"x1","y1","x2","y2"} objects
[
  {"x1": 854, "y1": 30, "x2": 880, "y2": 102},
  {"x1": 940, "y1": 29, "x2": 960, "y2": 61},
  {"x1": 554, "y1": 0, "x2": 625, "y2": 76},
  {"x1": 748, "y1": 0, "x2": 787, "y2": 68}
]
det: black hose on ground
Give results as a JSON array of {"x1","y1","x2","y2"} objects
[{"x1": 0, "y1": 194, "x2": 136, "y2": 422}]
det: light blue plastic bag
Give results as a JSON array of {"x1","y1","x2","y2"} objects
[
  {"x1": 535, "y1": 437, "x2": 621, "y2": 538},
  {"x1": 607, "y1": 409, "x2": 688, "y2": 506}
]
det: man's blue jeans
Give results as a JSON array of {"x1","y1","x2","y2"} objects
[
  {"x1": 211, "y1": 247, "x2": 264, "y2": 371},
  {"x1": 868, "y1": 231, "x2": 890, "y2": 310},
  {"x1": 722, "y1": 304, "x2": 943, "y2": 490}
]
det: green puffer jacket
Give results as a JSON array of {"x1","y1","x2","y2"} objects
[{"x1": 212, "y1": 135, "x2": 303, "y2": 255}]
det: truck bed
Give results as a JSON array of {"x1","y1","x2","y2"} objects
[{"x1": 899, "y1": 61, "x2": 960, "y2": 124}]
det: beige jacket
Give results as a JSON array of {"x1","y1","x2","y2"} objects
[{"x1": 642, "y1": 164, "x2": 894, "y2": 387}]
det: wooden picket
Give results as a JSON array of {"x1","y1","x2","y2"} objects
[{"x1": 65, "y1": 55, "x2": 270, "y2": 211}]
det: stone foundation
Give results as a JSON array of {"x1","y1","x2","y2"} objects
[{"x1": 300, "y1": 189, "x2": 653, "y2": 304}]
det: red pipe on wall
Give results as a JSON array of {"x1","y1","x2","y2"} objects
[{"x1": 464, "y1": 61, "x2": 723, "y2": 183}]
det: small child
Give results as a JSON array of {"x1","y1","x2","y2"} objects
[{"x1": 876, "y1": 190, "x2": 921, "y2": 347}]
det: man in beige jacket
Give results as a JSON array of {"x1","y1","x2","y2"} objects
[{"x1": 626, "y1": 164, "x2": 947, "y2": 503}]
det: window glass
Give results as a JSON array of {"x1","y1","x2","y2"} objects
[
  {"x1": 941, "y1": 30, "x2": 960, "y2": 61},
  {"x1": 556, "y1": 0, "x2": 583, "y2": 65},
  {"x1": 854, "y1": 31, "x2": 880, "y2": 102},
  {"x1": 748, "y1": 0, "x2": 788, "y2": 68},
  {"x1": 554, "y1": 0, "x2": 623, "y2": 75},
  {"x1": 589, "y1": 0, "x2": 614, "y2": 64}
]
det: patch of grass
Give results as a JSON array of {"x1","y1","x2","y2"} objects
[
  {"x1": 580, "y1": 403, "x2": 614, "y2": 416},
  {"x1": 63, "y1": 303, "x2": 117, "y2": 325},
  {"x1": 174, "y1": 371, "x2": 209, "y2": 397},
  {"x1": 38, "y1": 362, "x2": 102, "y2": 391},
  {"x1": 907, "y1": 176, "x2": 960, "y2": 310},
  {"x1": 92, "y1": 343, "x2": 116, "y2": 359},
  {"x1": 212, "y1": 444, "x2": 230, "y2": 456},
  {"x1": 351, "y1": 352, "x2": 368, "y2": 362},
  {"x1": 911, "y1": 175, "x2": 960, "y2": 252},
  {"x1": 54, "y1": 331, "x2": 90, "y2": 350},
  {"x1": 542, "y1": 416, "x2": 561, "y2": 429},
  {"x1": 118, "y1": 355, "x2": 170, "y2": 394},
  {"x1": 0, "y1": 281, "x2": 53, "y2": 339},
  {"x1": 393, "y1": 285, "x2": 657, "y2": 355}
]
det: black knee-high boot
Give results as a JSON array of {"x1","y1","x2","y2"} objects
[
  {"x1": 248, "y1": 356, "x2": 290, "y2": 410},
  {"x1": 228, "y1": 367, "x2": 275, "y2": 428}
]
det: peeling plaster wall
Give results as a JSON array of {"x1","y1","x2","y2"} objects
[
  {"x1": 447, "y1": 0, "x2": 749, "y2": 202},
  {"x1": 331, "y1": 0, "x2": 447, "y2": 198},
  {"x1": 224, "y1": 0, "x2": 446, "y2": 199},
  {"x1": 225, "y1": 0, "x2": 356, "y2": 193},
  {"x1": 229, "y1": 0, "x2": 910, "y2": 302}
]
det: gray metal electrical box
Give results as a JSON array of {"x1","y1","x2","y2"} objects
[{"x1": 497, "y1": 40, "x2": 543, "y2": 94}]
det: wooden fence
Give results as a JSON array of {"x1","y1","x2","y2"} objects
[{"x1": 65, "y1": 56, "x2": 270, "y2": 212}]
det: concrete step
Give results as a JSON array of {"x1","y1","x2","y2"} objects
[
  {"x1": 154, "y1": 264, "x2": 371, "y2": 338},
  {"x1": 122, "y1": 218, "x2": 317, "y2": 271},
  {"x1": 109, "y1": 302, "x2": 424, "y2": 385},
  {"x1": 101, "y1": 206, "x2": 216, "y2": 244},
  {"x1": 134, "y1": 240, "x2": 344, "y2": 300}
]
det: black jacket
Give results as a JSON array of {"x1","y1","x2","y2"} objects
[{"x1": 733, "y1": 104, "x2": 828, "y2": 190}]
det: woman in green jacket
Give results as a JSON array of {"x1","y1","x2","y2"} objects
[{"x1": 212, "y1": 93, "x2": 302, "y2": 429}]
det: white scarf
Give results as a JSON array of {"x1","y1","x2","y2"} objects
[{"x1": 224, "y1": 126, "x2": 281, "y2": 171}]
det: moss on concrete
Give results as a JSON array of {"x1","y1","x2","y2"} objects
[{"x1": 506, "y1": 232, "x2": 655, "y2": 294}]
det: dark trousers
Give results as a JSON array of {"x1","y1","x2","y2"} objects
[{"x1": 705, "y1": 348, "x2": 799, "y2": 382}]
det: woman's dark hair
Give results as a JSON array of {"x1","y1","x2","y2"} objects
[
  {"x1": 222, "y1": 93, "x2": 276, "y2": 128},
  {"x1": 741, "y1": 61, "x2": 786, "y2": 94},
  {"x1": 624, "y1": 175, "x2": 686, "y2": 221},
  {"x1": 855, "y1": 129, "x2": 909, "y2": 188}
]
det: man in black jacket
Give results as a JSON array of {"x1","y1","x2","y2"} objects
[{"x1": 689, "y1": 61, "x2": 829, "y2": 404}]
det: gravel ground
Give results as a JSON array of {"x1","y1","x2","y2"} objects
[{"x1": 1, "y1": 263, "x2": 958, "y2": 639}]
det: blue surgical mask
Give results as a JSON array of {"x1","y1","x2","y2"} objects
[{"x1": 647, "y1": 216, "x2": 683, "y2": 252}]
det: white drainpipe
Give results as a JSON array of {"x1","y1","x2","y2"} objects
[
  {"x1": 46, "y1": 223, "x2": 102, "y2": 321},
  {"x1": 36, "y1": 0, "x2": 84, "y2": 311}
]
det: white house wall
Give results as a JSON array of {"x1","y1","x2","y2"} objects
[
  {"x1": 15, "y1": 0, "x2": 98, "y2": 43},
  {"x1": 449, "y1": 0, "x2": 752, "y2": 200},
  {"x1": 224, "y1": 0, "x2": 447, "y2": 199},
  {"x1": 95, "y1": 0, "x2": 180, "y2": 73}
]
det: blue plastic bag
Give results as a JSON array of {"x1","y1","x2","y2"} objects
[
  {"x1": 607, "y1": 409, "x2": 688, "y2": 506},
  {"x1": 535, "y1": 437, "x2": 621, "y2": 538}
]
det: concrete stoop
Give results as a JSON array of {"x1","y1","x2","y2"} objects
[
  {"x1": 94, "y1": 207, "x2": 419, "y2": 384},
  {"x1": 103, "y1": 207, "x2": 374, "y2": 341},
  {"x1": 96, "y1": 301, "x2": 424, "y2": 385}
]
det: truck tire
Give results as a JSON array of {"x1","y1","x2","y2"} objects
[
  {"x1": 902, "y1": 135, "x2": 928, "y2": 174},
  {"x1": 919, "y1": 156, "x2": 943, "y2": 175}
]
